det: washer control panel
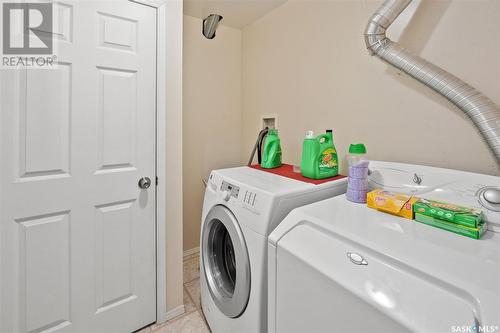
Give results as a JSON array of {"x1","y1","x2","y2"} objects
[{"x1": 221, "y1": 181, "x2": 239, "y2": 199}]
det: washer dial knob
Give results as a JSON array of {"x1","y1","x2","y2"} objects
[
  {"x1": 483, "y1": 188, "x2": 500, "y2": 204},
  {"x1": 478, "y1": 186, "x2": 500, "y2": 212},
  {"x1": 222, "y1": 190, "x2": 231, "y2": 202}
]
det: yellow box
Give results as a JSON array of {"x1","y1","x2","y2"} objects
[{"x1": 367, "y1": 189, "x2": 418, "y2": 219}]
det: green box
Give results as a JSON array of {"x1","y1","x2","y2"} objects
[
  {"x1": 415, "y1": 213, "x2": 487, "y2": 240},
  {"x1": 413, "y1": 199, "x2": 483, "y2": 228}
]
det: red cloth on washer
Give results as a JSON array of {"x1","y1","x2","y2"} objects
[{"x1": 249, "y1": 164, "x2": 346, "y2": 185}]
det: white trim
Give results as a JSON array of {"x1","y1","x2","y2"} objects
[
  {"x1": 131, "y1": 0, "x2": 172, "y2": 326},
  {"x1": 183, "y1": 247, "x2": 200, "y2": 259},
  {"x1": 154, "y1": 1, "x2": 168, "y2": 324},
  {"x1": 163, "y1": 0, "x2": 184, "y2": 327},
  {"x1": 165, "y1": 305, "x2": 186, "y2": 321}
]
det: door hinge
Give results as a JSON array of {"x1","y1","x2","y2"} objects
[{"x1": 156, "y1": 176, "x2": 159, "y2": 186}]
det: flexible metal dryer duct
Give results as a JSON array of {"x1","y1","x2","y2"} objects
[{"x1": 364, "y1": 0, "x2": 500, "y2": 163}]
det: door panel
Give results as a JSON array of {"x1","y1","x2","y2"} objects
[
  {"x1": 18, "y1": 212, "x2": 71, "y2": 333},
  {"x1": 97, "y1": 67, "x2": 138, "y2": 172},
  {"x1": 1, "y1": 2, "x2": 157, "y2": 332},
  {"x1": 98, "y1": 12, "x2": 137, "y2": 52},
  {"x1": 23, "y1": 66, "x2": 71, "y2": 179},
  {"x1": 95, "y1": 200, "x2": 136, "y2": 313}
]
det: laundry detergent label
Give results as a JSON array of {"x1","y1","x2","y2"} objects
[{"x1": 319, "y1": 148, "x2": 338, "y2": 170}]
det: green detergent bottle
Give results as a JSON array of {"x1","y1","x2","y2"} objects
[
  {"x1": 261, "y1": 128, "x2": 282, "y2": 169},
  {"x1": 301, "y1": 129, "x2": 339, "y2": 179}
]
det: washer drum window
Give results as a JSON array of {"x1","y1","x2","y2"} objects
[{"x1": 202, "y1": 205, "x2": 251, "y2": 318}]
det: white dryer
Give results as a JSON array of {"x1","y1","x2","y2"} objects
[
  {"x1": 268, "y1": 161, "x2": 500, "y2": 333},
  {"x1": 200, "y1": 166, "x2": 347, "y2": 333}
]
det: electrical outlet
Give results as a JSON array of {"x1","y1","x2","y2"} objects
[{"x1": 262, "y1": 115, "x2": 278, "y2": 129}]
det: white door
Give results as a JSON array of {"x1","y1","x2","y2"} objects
[{"x1": 0, "y1": 1, "x2": 157, "y2": 332}]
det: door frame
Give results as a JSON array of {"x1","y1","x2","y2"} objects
[
  {"x1": 129, "y1": 0, "x2": 170, "y2": 324},
  {"x1": 0, "y1": 0, "x2": 175, "y2": 326}
]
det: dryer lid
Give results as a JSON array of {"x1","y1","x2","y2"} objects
[
  {"x1": 274, "y1": 223, "x2": 481, "y2": 332},
  {"x1": 269, "y1": 195, "x2": 500, "y2": 327}
]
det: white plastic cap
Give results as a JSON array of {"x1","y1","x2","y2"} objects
[{"x1": 306, "y1": 130, "x2": 314, "y2": 139}]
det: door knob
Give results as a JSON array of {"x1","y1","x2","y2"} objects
[{"x1": 138, "y1": 177, "x2": 152, "y2": 189}]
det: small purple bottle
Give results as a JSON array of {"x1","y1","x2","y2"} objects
[{"x1": 346, "y1": 144, "x2": 368, "y2": 203}]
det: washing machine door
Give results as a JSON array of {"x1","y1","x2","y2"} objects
[{"x1": 202, "y1": 205, "x2": 251, "y2": 318}]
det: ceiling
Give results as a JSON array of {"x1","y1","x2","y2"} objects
[{"x1": 184, "y1": 0, "x2": 287, "y2": 29}]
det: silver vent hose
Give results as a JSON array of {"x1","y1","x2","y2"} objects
[{"x1": 364, "y1": 0, "x2": 500, "y2": 163}]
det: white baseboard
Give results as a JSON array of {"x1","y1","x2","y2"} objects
[
  {"x1": 165, "y1": 304, "x2": 185, "y2": 321},
  {"x1": 183, "y1": 247, "x2": 199, "y2": 259}
]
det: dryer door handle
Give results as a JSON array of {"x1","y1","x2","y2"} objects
[{"x1": 347, "y1": 252, "x2": 368, "y2": 266}]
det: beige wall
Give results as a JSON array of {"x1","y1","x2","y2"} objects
[
  {"x1": 183, "y1": 15, "x2": 243, "y2": 251},
  {"x1": 175, "y1": 0, "x2": 499, "y2": 315},
  {"x1": 242, "y1": 0, "x2": 500, "y2": 176}
]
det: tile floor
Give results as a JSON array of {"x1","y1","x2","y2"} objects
[{"x1": 139, "y1": 252, "x2": 211, "y2": 333}]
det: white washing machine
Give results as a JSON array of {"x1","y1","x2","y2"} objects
[
  {"x1": 268, "y1": 161, "x2": 500, "y2": 333},
  {"x1": 200, "y1": 166, "x2": 347, "y2": 333}
]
